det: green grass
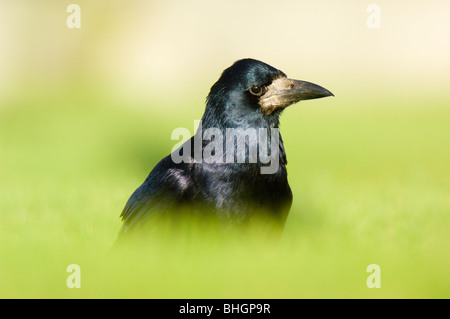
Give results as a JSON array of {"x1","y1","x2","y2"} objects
[{"x1": 0, "y1": 85, "x2": 449, "y2": 298}]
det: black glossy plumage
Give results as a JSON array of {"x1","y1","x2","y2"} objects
[{"x1": 118, "y1": 58, "x2": 332, "y2": 238}]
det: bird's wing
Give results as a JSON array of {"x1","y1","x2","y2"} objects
[{"x1": 118, "y1": 155, "x2": 191, "y2": 235}]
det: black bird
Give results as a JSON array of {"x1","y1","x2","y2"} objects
[{"x1": 118, "y1": 58, "x2": 333, "y2": 239}]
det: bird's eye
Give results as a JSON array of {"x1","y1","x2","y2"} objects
[{"x1": 249, "y1": 85, "x2": 264, "y2": 96}]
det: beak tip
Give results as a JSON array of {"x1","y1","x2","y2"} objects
[
  {"x1": 316, "y1": 88, "x2": 334, "y2": 99},
  {"x1": 320, "y1": 87, "x2": 334, "y2": 98},
  {"x1": 291, "y1": 79, "x2": 334, "y2": 100}
]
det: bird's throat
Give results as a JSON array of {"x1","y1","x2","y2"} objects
[{"x1": 191, "y1": 122, "x2": 286, "y2": 175}]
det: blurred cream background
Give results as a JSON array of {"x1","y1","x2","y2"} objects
[{"x1": 0, "y1": 0, "x2": 449, "y2": 104}]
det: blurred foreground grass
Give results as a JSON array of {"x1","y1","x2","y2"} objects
[{"x1": 0, "y1": 85, "x2": 449, "y2": 298}]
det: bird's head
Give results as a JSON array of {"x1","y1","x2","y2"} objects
[{"x1": 204, "y1": 58, "x2": 333, "y2": 128}]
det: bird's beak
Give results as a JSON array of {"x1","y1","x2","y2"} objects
[{"x1": 259, "y1": 77, "x2": 333, "y2": 115}]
